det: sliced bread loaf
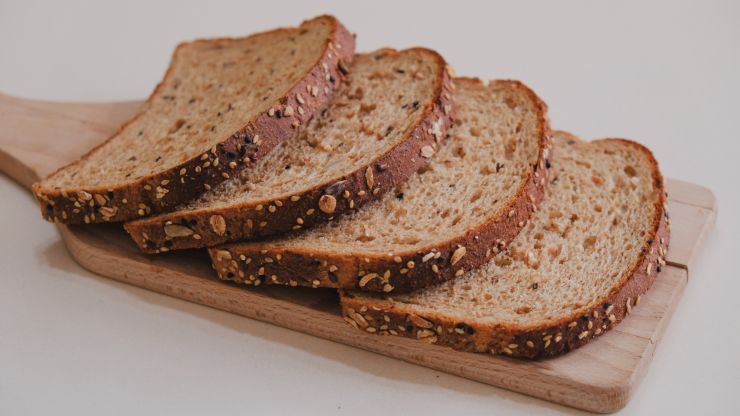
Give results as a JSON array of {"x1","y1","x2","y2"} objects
[
  {"x1": 209, "y1": 79, "x2": 550, "y2": 292},
  {"x1": 32, "y1": 15, "x2": 354, "y2": 224},
  {"x1": 340, "y1": 132, "x2": 670, "y2": 359},
  {"x1": 124, "y1": 49, "x2": 454, "y2": 253}
]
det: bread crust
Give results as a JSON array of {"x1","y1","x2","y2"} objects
[
  {"x1": 125, "y1": 48, "x2": 455, "y2": 253},
  {"x1": 208, "y1": 79, "x2": 551, "y2": 293},
  {"x1": 339, "y1": 138, "x2": 670, "y2": 359},
  {"x1": 32, "y1": 15, "x2": 355, "y2": 224}
]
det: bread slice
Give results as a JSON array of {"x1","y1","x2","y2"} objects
[
  {"x1": 124, "y1": 49, "x2": 454, "y2": 253},
  {"x1": 340, "y1": 132, "x2": 670, "y2": 359},
  {"x1": 209, "y1": 79, "x2": 551, "y2": 292},
  {"x1": 32, "y1": 15, "x2": 354, "y2": 224}
]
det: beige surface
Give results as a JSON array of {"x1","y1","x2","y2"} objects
[{"x1": 0, "y1": 94, "x2": 716, "y2": 413}]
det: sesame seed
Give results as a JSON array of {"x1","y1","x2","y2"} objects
[
  {"x1": 608, "y1": 314, "x2": 617, "y2": 322},
  {"x1": 365, "y1": 166, "x2": 374, "y2": 189},
  {"x1": 407, "y1": 261, "x2": 415, "y2": 269},
  {"x1": 209, "y1": 215, "x2": 226, "y2": 236},
  {"x1": 359, "y1": 273, "x2": 378, "y2": 287},
  {"x1": 578, "y1": 331, "x2": 588, "y2": 339},
  {"x1": 526, "y1": 340, "x2": 535, "y2": 348},
  {"x1": 451, "y1": 246, "x2": 467, "y2": 266},
  {"x1": 420, "y1": 146, "x2": 434, "y2": 158},
  {"x1": 290, "y1": 195, "x2": 300, "y2": 202}
]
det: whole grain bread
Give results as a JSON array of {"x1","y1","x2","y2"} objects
[
  {"x1": 124, "y1": 49, "x2": 454, "y2": 253},
  {"x1": 340, "y1": 132, "x2": 670, "y2": 359},
  {"x1": 32, "y1": 15, "x2": 354, "y2": 224},
  {"x1": 209, "y1": 79, "x2": 550, "y2": 292}
]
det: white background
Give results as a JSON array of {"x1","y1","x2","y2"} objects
[{"x1": 1, "y1": 0, "x2": 739, "y2": 414}]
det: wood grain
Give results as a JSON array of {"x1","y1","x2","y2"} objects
[{"x1": 0, "y1": 94, "x2": 716, "y2": 413}]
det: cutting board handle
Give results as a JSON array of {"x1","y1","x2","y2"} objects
[{"x1": 0, "y1": 92, "x2": 142, "y2": 188}]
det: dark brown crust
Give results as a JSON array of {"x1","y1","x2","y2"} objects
[
  {"x1": 32, "y1": 15, "x2": 355, "y2": 224},
  {"x1": 124, "y1": 48, "x2": 455, "y2": 253},
  {"x1": 208, "y1": 79, "x2": 551, "y2": 293},
  {"x1": 338, "y1": 137, "x2": 670, "y2": 359}
]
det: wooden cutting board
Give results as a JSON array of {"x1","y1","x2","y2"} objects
[{"x1": 0, "y1": 93, "x2": 716, "y2": 413}]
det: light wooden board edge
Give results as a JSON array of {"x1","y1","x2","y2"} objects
[{"x1": 58, "y1": 223, "x2": 691, "y2": 413}]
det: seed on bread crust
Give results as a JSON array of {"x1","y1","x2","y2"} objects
[
  {"x1": 164, "y1": 223, "x2": 194, "y2": 238},
  {"x1": 451, "y1": 246, "x2": 466, "y2": 266},
  {"x1": 209, "y1": 215, "x2": 227, "y2": 236},
  {"x1": 319, "y1": 194, "x2": 337, "y2": 214},
  {"x1": 365, "y1": 166, "x2": 374, "y2": 189},
  {"x1": 358, "y1": 273, "x2": 378, "y2": 288}
]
